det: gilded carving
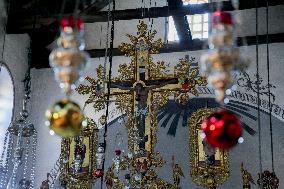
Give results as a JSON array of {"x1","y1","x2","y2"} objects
[
  {"x1": 241, "y1": 163, "x2": 255, "y2": 189},
  {"x1": 59, "y1": 119, "x2": 98, "y2": 189},
  {"x1": 257, "y1": 171, "x2": 279, "y2": 189},
  {"x1": 189, "y1": 108, "x2": 230, "y2": 188},
  {"x1": 75, "y1": 21, "x2": 208, "y2": 189}
]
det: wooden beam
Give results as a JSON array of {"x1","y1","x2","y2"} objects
[
  {"x1": 81, "y1": 0, "x2": 113, "y2": 14},
  {"x1": 168, "y1": 0, "x2": 192, "y2": 44},
  {"x1": 7, "y1": 0, "x2": 284, "y2": 33},
  {"x1": 31, "y1": 33, "x2": 284, "y2": 68},
  {"x1": 87, "y1": 33, "x2": 284, "y2": 57}
]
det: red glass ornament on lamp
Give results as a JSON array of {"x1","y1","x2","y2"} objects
[
  {"x1": 93, "y1": 169, "x2": 104, "y2": 178},
  {"x1": 201, "y1": 109, "x2": 242, "y2": 149},
  {"x1": 60, "y1": 16, "x2": 84, "y2": 31},
  {"x1": 212, "y1": 11, "x2": 234, "y2": 26},
  {"x1": 181, "y1": 78, "x2": 190, "y2": 92}
]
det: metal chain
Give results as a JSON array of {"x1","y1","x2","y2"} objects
[
  {"x1": 255, "y1": 0, "x2": 263, "y2": 188},
  {"x1": 266, "y1": 0, "x2": 274, "y2": 173},
  {"x1": 165, "y1": 0, "x2": 170, "y2": 46},
  {"x1": 73, "y1": 0, "x2": 80, "y2": 16},
  {"x1": 101, "y1": 0, "x2": 116, "y2": 188},
  {"x1": 103, "y1": 0, "x2": 112, "y2": 89},
  {"x1": 59, "y1": 0, "x2": 67, "y2": 19}
]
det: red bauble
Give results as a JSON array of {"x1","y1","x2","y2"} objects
[
  {"x1": 182, "y1": 78, "x2": 190, "y2": 91},
  {"x1": 93, "y1": 169, "x2": 104, "y2": 178},
  {"x1": 201, "y1": 109, "x2": 242, "y2": 149},
  {"x1": 182, "y1": 83, "x2": 190, "y2": 91},
  {"x1": 60, "y1": 16, "x2": 84, "y2": 31},
  {"x1": 213, "y1": 11, "x2": 234, "y2": 26}
]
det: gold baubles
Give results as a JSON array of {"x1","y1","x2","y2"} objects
[{"x1": 46, "y1": 99, "x2": 84, "y2": 137}]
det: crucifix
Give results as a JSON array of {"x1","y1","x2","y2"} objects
[
  {"x1": 111, "y1": 75, "x2": 178, "y2": 152},
  {"x1": 110, "y1": 21, "x2": 179, "y2": 153},
  {"x1": 77, "y1": 21, "x2": 207, "y2": 157}
]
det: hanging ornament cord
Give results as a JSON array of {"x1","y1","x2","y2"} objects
[
  {"x1": 148, "y1": 0, "x2": 152, "y2": 32},
  {"x1": 165, "y1": 0, "x2": 169, "y2": 46},
  {"x1": 266, "y1": 0, "x2": 275, "y2": 173},
  {"x1": 73, "y1": 0, "x2": 80, "y2": 17},
  {"x1": 255, "y1": 0, "x2": 263, "y2": 188},
  {"x1": 142, "y1": 0, "x2": 145, "y2": 18},
  {"x1": 103, "y1": 0, "x2": 112, "y2": 89},
  {"x1": 59, "y1": 0, "x2": 67, "y2": 19},
  {"x1": 100, "y1": 0, "x2": 116, "y2": 188}
]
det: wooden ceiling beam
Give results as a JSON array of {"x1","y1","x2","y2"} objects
[
  {"x1": 31, "y1": 33, "x2": 284, "y2": 68},
  {"x1": 7, "y1": 0, "x2": 284, "y2": 33},
  {"x1": 168, "y1": 0, "x2": 192, "y2": 45},
  {"x1": 87, "y1": 33, "x2": 284, "y2": 57},
  {"x1": 81, "y1": 0, "x2": 113, "y2": 14}
]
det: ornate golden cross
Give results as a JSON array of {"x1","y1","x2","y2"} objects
[{"x1": 76, "y1": 21, "x2": 207, "y2": 156}]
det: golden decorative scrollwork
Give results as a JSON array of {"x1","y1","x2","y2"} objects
[
  {"x1": 105, "y1": 152, "x2": 186, "y2": 189},
  {"x1": 76, "y1": 21, "x2": 208, "y2": 189},
  {"x1": 189, "y1": 108, "x2": 230, "y2": 189},
  {"x1": 149, "y1": 60, "x2": 172, "y2": 80},
  {"x1": 151, "y1": 90, "x2": 172, "y2": 112},
  {"x1": 114, "y1": 62, "x2": 135, "y2": 81},
  {"x1": 117, "y1": 21, "x2": 165, "y2": 81},
  {"x1": 118, "y1": 21, "x2": 163, "y2": 56},
  {"x1": 174, "y1": 57, "x2": 207, "y2": 97},
  {"x1": 115, "y1": 93, "x2": 134, "y2": 116},
  {"x1": 76, "y1": 69, "x2": 107, "y2": 111}
]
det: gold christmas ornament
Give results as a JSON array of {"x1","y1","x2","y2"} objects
[{"x1": 45, "y1": 99, "x2": 84, "y2": 137}]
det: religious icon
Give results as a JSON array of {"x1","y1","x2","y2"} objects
[
  {"x1": 59, "y1": 119, "x2": 98, "y2": 188},
  {"x1": 189, "y1": 108, "x2": 229, "y2": 188},
  {"x1": 76, "y1": 21, "x2": 207, "y2": 188},
  {"x1": 111, "y1": 79, "x2": 177, "y2": 150},
  {"x1": 70, "y1": 136, "x2": 87, "y2": 173}
]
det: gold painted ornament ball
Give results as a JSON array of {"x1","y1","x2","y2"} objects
[{"x1": 45, "y1": 100, "x2": 84, "y2": 137}]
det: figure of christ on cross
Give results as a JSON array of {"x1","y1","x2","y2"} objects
[{"x1": 111, "y1": 77, "x2": 178, "y2": 152}]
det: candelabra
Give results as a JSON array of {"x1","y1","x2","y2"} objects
[{"x1": 0, "y1": 94, "x2": 37, "y2": 189}]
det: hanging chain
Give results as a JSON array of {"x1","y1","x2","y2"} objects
[
  {"x1": 101, "y1": 0, "x2": 116, "y2": 188},
  {"x1": 165, "y1": 0, "x2": 170, "y2": 46},
  {"x1": 23, "y1": 48, "x2": 32, "y2": 99},
  {"x1": 59, "y1": 0, "x2": 67, "y2": 19},
  {"x1": 142, "y1": 0, "x2": 144, "y2": 18},
  {"x1": 73, "y1": 0, "x2": 80, "y2": 17},
  {"x1": 103, "y1": 0, "x2": 112, "y2": 89},
  {"x1": 266, "y1": 0, "x2": 275, "y2": 173},
  {"x1": 255, "y1": 0, "x2": 263, "y2": 188}
]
